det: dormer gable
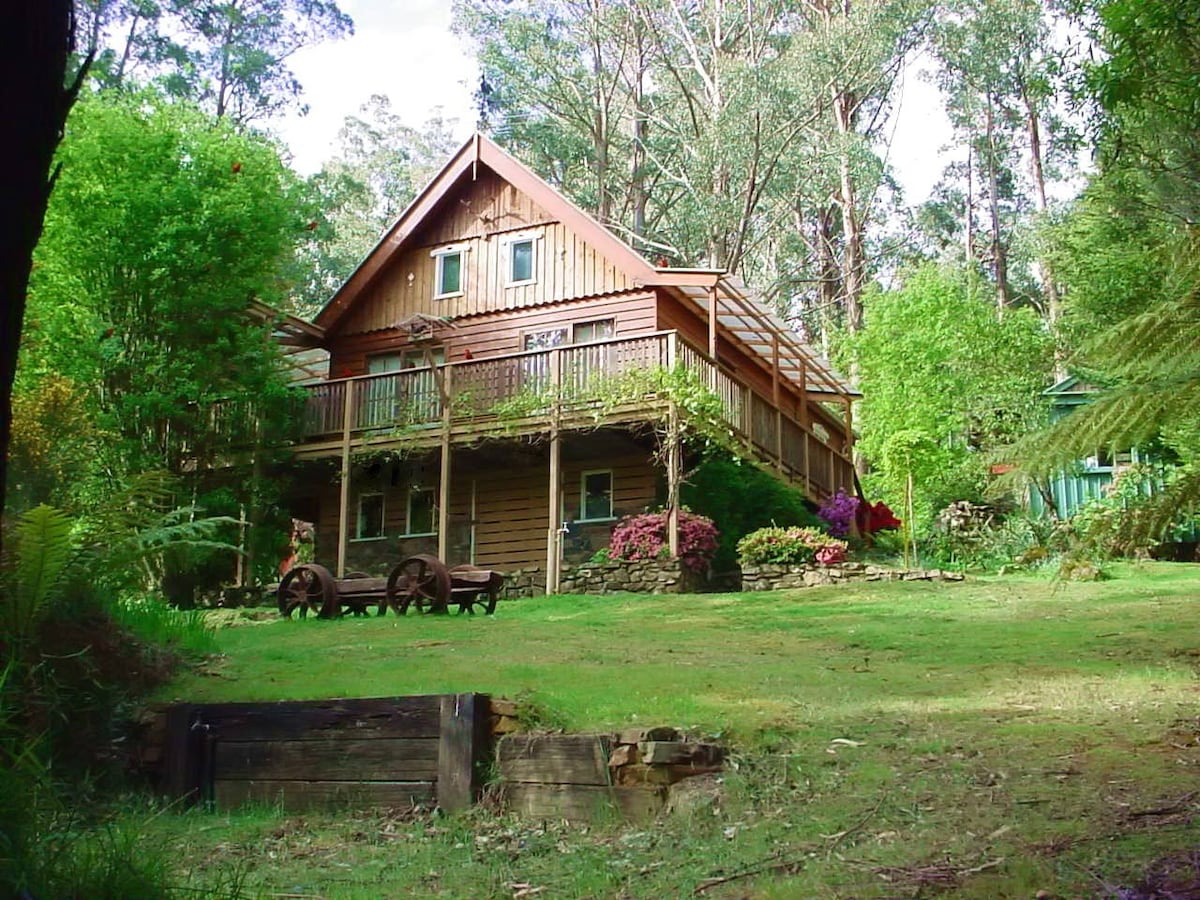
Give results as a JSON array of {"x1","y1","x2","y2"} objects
[{"x1": 316, "y1": 134, "x2": 658, "y2": 338}]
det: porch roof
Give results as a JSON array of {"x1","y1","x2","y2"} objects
[{"x1": 651, "y1": 270, "x2": 860, "y2": 400}]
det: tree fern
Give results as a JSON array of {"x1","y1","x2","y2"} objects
[
  {"x1": 1008, "y1": 265, "x2": 1200, "y2": 544},
  {"x1": 7, "y1": 506, "x2": 75, "y2": 646}
]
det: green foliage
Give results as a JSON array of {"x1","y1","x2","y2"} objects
[
  {"x1": 83, "y1": 0, "x2": 353, "y2": 126},
  {"x1": 736, "y1": 525, "x2": 848, "y2": 566},
  {"x1": 1017, "y1": 0, "x2": 1200, "y2": 547},
  {"x1": 851, "y1": 263, "x2": 1053, "y2": 534},
  {"x1": 1063, "y1": 463, "x2": 1199, "y2": 559},
  {"x1": 20, "y1": 90, "x2": 307, "y2": 488},
  {"x1": 8, "y1": 505, "x2": 74, "y2": 648},
  {"x1": 681, "y1": 452, "x2": 822, "y2": 571}
]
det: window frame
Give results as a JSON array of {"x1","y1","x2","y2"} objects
[
  {"x1": 572, "y1": 318, "x2": 616, "y2": 345},
  {"x1": 405, "y1": 485, "x2": 437, "y2": 537},
  {"x1": 503, "y1": 231, "x2": 541, "y2": 288},
  {"x1": 431, "y1": 244, "x2": 466, "y2": 299},
  {"x1": 521, "y1": 326, "x2": 569, "y2": 352},
  {"x1": 354, "y1": 492, "x2": 386, "y2": 541},
  {"x1": 578, "y1": 469, "x2": 615, "y2": 523}
]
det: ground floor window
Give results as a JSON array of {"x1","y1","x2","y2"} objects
[
  {"x1": 356, "y1": 493, "x2": 385, "y2": 539},
  {"x1": 407, "y1": 487, "x2": 436, "y2": 536},
  {"x1": 579, "y1": 470, "x2": 614, "y2": 522}
]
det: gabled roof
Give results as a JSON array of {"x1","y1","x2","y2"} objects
[
  {"x1": 312, "y1": 133, "x2": 857, "y2": 401},
  {"x1": 314, "y1": 133, "x2": 658, "y2": 333}
]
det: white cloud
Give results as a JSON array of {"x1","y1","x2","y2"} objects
[{"x1": 270, "y1": 0, "x2": 478, "y2": 174}]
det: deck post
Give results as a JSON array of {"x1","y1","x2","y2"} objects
[
  {"x1": 438, "y1": 366, "x2": 453, "y2": 561},
  {"x1": 546, "y1": 349, "x2": 562, "y2": 595},
  {"x1": 772, "y1": 334, "x2": 783, "y2": 471},
  {"x1": 667, "y1": 400, "x2": 681, "y2": 558},
  {"x1": 707, "y1": 285, "x2": 718, "y2": 360},
  {"x1": 546, "y1": 429, "x2": 561, "y2": 595},
  {"x1": 336, "y1": 380, "x2": 355, "y2": 578}
]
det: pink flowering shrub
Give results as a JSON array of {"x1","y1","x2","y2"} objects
[
  {"x1": 608, "y1": 510, "x2": 719, "y2": 573},
  {"x1": 736, "y1": 526, "x2": 849, "y2": 566},
  {"x1": 818, "y1": 489, "x2": 861, "y2": 537}
]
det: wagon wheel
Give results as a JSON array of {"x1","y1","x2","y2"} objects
[
  {"x1": 384, "y1": 554, "x2": 452, "y2": 615},
  {"x1": 278, "y1": 564, "x2": 337, "y2": 619}
]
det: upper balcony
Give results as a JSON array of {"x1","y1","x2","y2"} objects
[{"x1": 293, "y1": 330, "x2": 853, "y2": 500}]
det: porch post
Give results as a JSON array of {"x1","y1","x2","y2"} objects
[
  {"x1": 667, "y1": 400, "x2": 681, "y2": 558},
  {"x1": 336, "y1": 379, "x2": 355, "y2": 578},
  {"x1": 546, "y1": 348, "x2": 563, "y2": 595},
  {"x1": 707, "y1": 286, "x2": 718, "y2": 360},
  {"x1": 772, "y1": 333, "x2": 783, "y2": 471},
  {"x1": 438, "y1": 366, "x2": 453, "y2": 561},
  {"x1": 546, "y1": 429, "x2": 562, "y2": 595}
]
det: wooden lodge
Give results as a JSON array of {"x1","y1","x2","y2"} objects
[{"x1": 279, "y1": 135, "x2": 858, "y2": 592}]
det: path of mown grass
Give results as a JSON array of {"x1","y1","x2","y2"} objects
[{"x1": 152, "y1": 563, "x2": 1200, "y2": 898}]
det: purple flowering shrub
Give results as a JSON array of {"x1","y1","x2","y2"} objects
[
  {"x1": 608, "y1": 510, "x2": 719, "y2": 573},
  {"x1": 736, "y1": 526, "x2": 849, "y2": 566},
  {"x1": 818, "y1": 489, "x2": 860, "y2": 537}
]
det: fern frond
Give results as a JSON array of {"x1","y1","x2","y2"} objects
[{"x1": 9, "y1": 506, "x2": 76, "y2": 643}]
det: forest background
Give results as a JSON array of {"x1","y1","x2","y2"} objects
[{"x1": 7, "y1": 0, "x2": 1200, "y2": 570}]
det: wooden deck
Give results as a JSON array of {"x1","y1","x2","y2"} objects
[{"x1": 291, "y1": 331, "x2": 853, "y2": 500}]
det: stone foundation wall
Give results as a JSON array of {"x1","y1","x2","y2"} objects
[
  {"x1": 560, "y1": 558, "x2": 704, "y2": 595},
  {"x1": 501, "y1": 567, "x2": 547, "y2": 599},
  {"x1": 740, "y1": 561, "x2": 965, "y2": 591}
]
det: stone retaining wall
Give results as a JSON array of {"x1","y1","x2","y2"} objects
[
  {"x1": 740, "y1": 561, "x2": 965, "y2": 591},
  {"x1": 559, "y1": 558, "x2": 704, "y2": 595}
]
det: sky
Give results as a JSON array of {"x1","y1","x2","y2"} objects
[
  {"x1": 272, "y1": 0, "x2": 479, "y2": 175},
  {"x1": 271, "y1": 0, "x2": 956, "y2": 205}
]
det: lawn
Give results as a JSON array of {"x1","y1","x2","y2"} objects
[{"x1": 148, "y1": 562, "x2": 1200, "y2": 898}]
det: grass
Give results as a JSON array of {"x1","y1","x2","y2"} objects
[{"x1": 146, "y1": 562, "x2": 1200, "y2": 898}]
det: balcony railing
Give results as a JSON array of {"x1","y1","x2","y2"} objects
[{"x1": 299, "y1": 330, "x2": 853, "y2": 497}]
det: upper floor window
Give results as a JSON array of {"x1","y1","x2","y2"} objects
[
  {"x1": 504, "y1": 231, "x2": 541, "y2": 287},
  {"x1": 431, "y1": 245, "x2": 464, "y2": 299}
]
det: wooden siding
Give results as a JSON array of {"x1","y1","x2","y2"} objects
[
  {"x1": 329, "y1": 292, "x2": 657, "y2": 378},
  {"x1": 468, "y1": 447, "x2": 658, "y2": 572},
  {"x1": 336, "y1": 170, "x2": 633, "y2": 336},
  {"x1": 311, "y1": 446, "x2": 658, "y2": 575}
]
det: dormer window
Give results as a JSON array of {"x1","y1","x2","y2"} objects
[
  {"x1": 431, "y1": 245, "x2": 464, "y2": 299},
  {"x1": 503, "y1": 231, "x2": 540, "y2": 287}
]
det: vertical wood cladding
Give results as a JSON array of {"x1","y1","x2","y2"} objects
[{"x1": 336, "y1": 169, "x2": 632, "y2": 336}]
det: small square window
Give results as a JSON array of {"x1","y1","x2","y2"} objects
[
  {"x1": 357, "y1": 493, "x2": 385, "y2": 539},
  {"x1": 433, "y1": 248, "x2": 463, "y2": 298},
  {"x1": 407, "y1": 487, "x2": 436, "y2": 535},
  {"x1": 510, "y1": 239, "x2": 534, "y2": 284},
  {"x1": 580, "y1": 470, "x2": 613, "y2": 521}
]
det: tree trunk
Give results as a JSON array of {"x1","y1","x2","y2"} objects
[
  {"x1": 114, "y1": 10, "x2": 141, "y2": 88},
  {"x1": 834, "y1": 87, "x2": 864, "y2": 333},
  {"x1": 589, "y1": 0, "x2": 611, "y2": 224},
  {"x1": 984, "y1": 93, "x2": 1012, "y2": 313},
  {"x1": 630, "y1": 18, "x2": 649, "y2": 240},
  {"x1": 1019, "y1": 76, "x2": 1066, "y2": 375},
  {"x1": 964, "y1": 143, "x2": 975, "y2": 265},
  {"x1": 1, "y1": 0, "x2": 83, "y2": 543}
]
